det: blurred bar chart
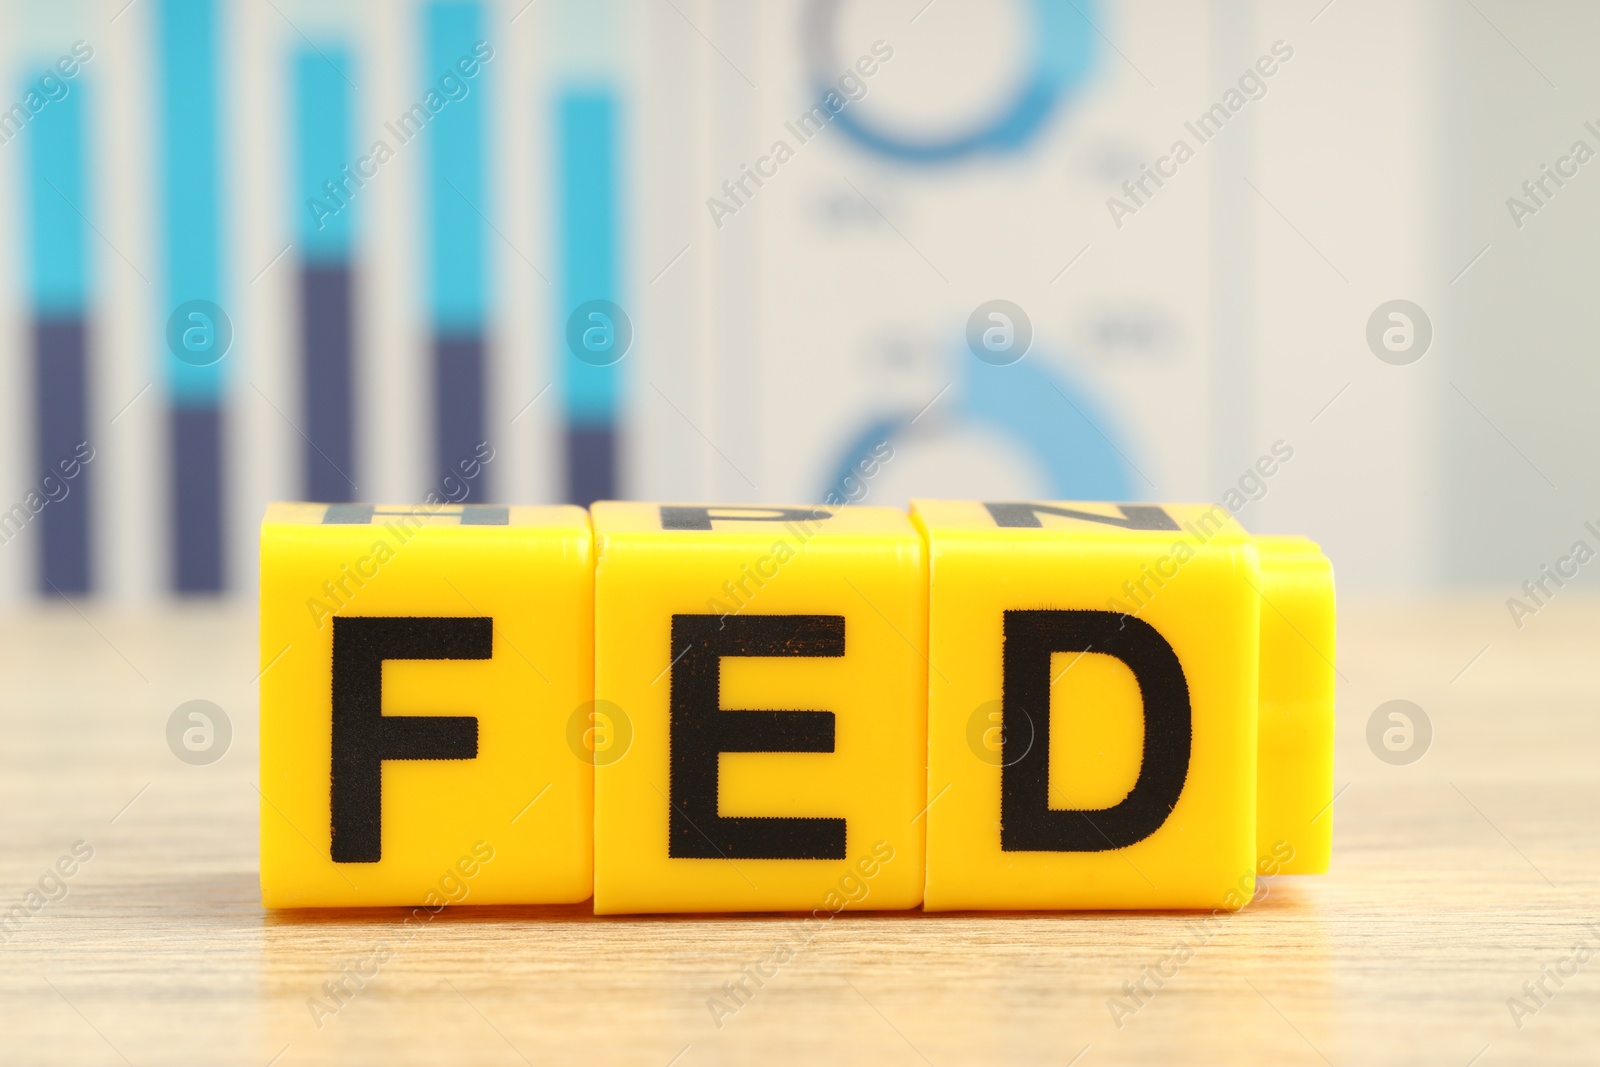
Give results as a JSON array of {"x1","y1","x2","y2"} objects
[{"x1": 6, "y1": 0, "x2": 1556, "y2": 603}]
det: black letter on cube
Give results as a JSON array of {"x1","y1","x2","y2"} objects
[
  {"x1": 669, "y1": 614, "x2": 847, "y2": 860},
  {"x1": 659, "y1": 505, "x2": 831, "y2": 531},
  {"x1": 330, "y1": 616, "x2": 490, "y2": 863},
  {"x1": 984, "y1": 502, "x2": 1180, "y2": 531},
  {"x1": 1000, "y1": 610, "x2": 1191, "y2": 852}
]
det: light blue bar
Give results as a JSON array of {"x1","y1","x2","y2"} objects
[
  {"x1": 558, "y1": 88, "x2": 620, "y2": 425},
  {"x1": 295, "y1": 48, "x2": 354, "y2": 261},
  {"x1": 158, "y1": 0, "x2": 225, "y2": 405},
  {"x1": 24, "y1": 73, "x2": 89, "y2": 315},
  {"x1": 425, "y1": 1, "x2": 486, "y2": 331}
]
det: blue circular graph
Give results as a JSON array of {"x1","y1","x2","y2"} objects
[
  {"x1": 821, "y1": 347, "x2": 1137, "y2": 504},
  {"x1": 804, "y1": 0, "x2": 1097, "y2": 164}
]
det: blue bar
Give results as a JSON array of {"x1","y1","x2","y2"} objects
[
  {"x1": 157, "y1": 0, "x2": 226, "y2": 591},
  {"x1": 294, "y1": 48, "x2": 354, "y2": 261},
  {"x1": 294, "y1": 48, "x2": 357, "y2": 501},
  {"x1": 557, "y1": 89, "x2": 622, "y2": 504},
  {"x1": 425, "y1": 2, "x2": 486, "y2": 331},
  {"x1": 158, "y1": 0, "x2": 225, "y2": 406},
  {"x1": 25, "y1": 74, "x2": 88, "y2": 316},
  {"x1": 424, "y1": 2, "x2": 489, "y2": 493},
  {"x1": 24, "y1": 71, "x2": 93, "y2": 594}
]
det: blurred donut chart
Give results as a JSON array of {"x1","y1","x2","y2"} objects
[
  {"x1": 821, "y1": 346, "x2": 1136, "y2": 504},
  {"x1": 803, "y1": 0, "x2": 1098, "y2": 164}
]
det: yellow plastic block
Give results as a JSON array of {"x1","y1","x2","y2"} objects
[
  {"x1": 913, "y1": 500, "x2": 1331, "y2": 911},
  {"x1": 1254, "y1": 535, "x2": 1336, "y2": 874},
  {"x1": 591, "y1": 503, "x2": 926, "y2": 914},
  {"x1": 259, "y1": 502, "x2": 594, "y2": 907}
]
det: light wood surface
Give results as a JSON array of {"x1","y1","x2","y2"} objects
[{"x1": 1, "y1": 597, "x2": 1597, "y2": 1065}]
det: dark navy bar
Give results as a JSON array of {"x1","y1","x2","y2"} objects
[
  {"x1": 434, "y1": 331, "x2": 486, "y2": 497},
  {"x1": 172, "y1": 407, "x2": 224, "y2": 591},
  {"x1": 566, "y1": 424, "x2": 617, "y2": 506},
  {"x1": 33, "y1": 317, "x2": 91, "y2": 593},
  {"x1": 301, "y1": 263, "x2": 356, "y2": 501}
]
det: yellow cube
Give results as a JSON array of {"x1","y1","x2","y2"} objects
[
  {"x1": 258, "y1": 502, "x2": 594, "y2": 907},
  {"x1": 591, "y1": 503, "x2": 926, "y2": 914},
  {"x1": 913, "y1": 500, "x2": 1328, "y2": 911}
]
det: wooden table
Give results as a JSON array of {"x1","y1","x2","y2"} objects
[{"x1": 1, "y1": 598, "x2": 1596, "y2": 1065}]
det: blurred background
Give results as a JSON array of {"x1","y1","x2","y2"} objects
[{"x1": 0, "y1": 0, "x2": 1582, "y2": 603}]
